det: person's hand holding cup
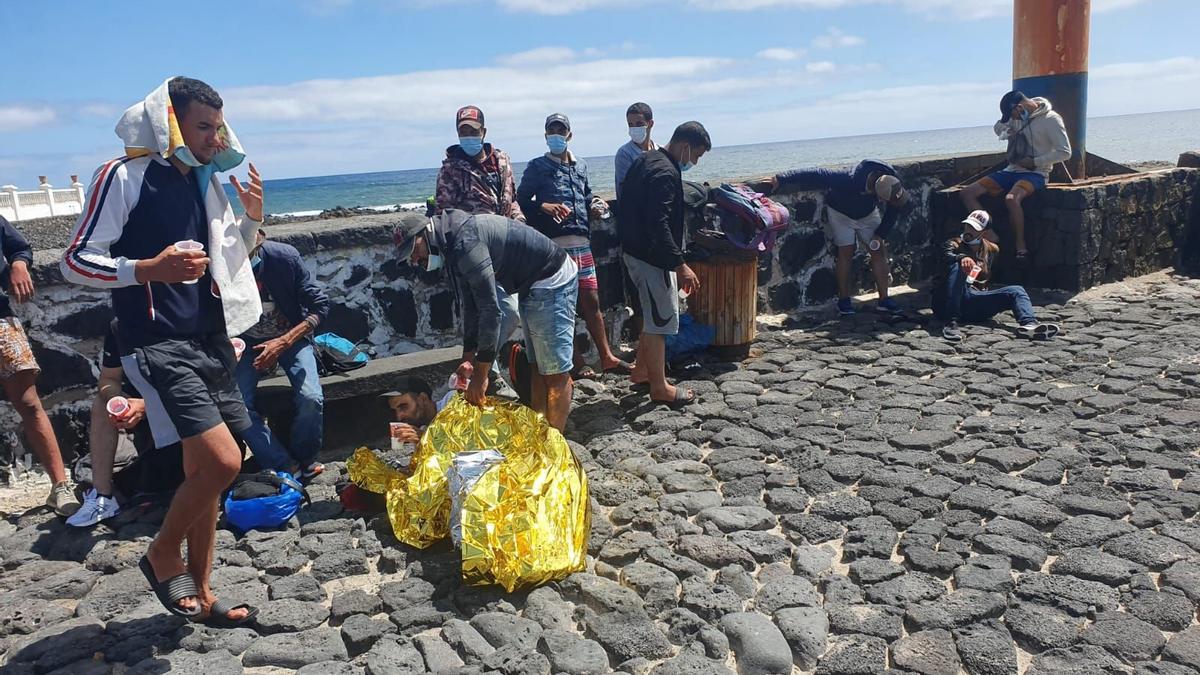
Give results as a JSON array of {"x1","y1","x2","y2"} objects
[{"x1": 174, "y1": 240, "x2": 206, "y2": 284}]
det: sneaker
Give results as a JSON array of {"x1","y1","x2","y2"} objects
[
  {"x1": 836, "y1": 298, "x2": 856, "y2": 316},
  {"x1": 66, "y1": 488, "x2": 119, "y2": 527},
  {"x1": 942, "y1": 321, "x2": 963, "y2": 343},
  {"x1": 301, "y1": 462, "x2": 325, "y2": 482},
  {"x1": 1018, "y1": 322, "x2": 1060, "y2": 340},
  {"x1": 876, "y1": 298, "x2": 903, "y2": 315},
  {"x1": 46, "y1": 481, "x2": 81, "y2": 518}
]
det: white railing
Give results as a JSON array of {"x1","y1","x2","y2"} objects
[{"x1": 0, "y1": 178, "x2": 86, "y2": 222}]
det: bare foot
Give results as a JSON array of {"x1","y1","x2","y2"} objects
[
  {"x1": 146, "y1": 542, "x2": 199, "y2": 613},
  {"x1": 198, "y1": 589, "x2": 250, "y2": 622}
]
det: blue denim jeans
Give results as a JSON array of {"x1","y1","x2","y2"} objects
[
  {"x1": 942, "y1": 262, "x2": 1035, "y2": 325},
  {"x1": 520, "y1": 280, "x2": 578, "y2": 376},
  {"x1": 235, "y1": 337, "x2": 324, "y2": 470}
]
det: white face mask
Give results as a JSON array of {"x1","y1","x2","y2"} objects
[
  {"x1": 425, "y1": 253, "x2": 444, "y2": 272},
  {"x1": 629, "y1": 126, "x2": 648, "y2": 144}
]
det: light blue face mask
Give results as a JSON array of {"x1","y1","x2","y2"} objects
[
  {"x1": 425, "y1": 253, "x2": 444, "y2": 272},
  {"x1": 629, "y1": 126, "x2": 648, "y2": 144},
  {"x1": 459, "y1": 137, "x2": 484, "y2": 157},
  {"x1": 680, "y1": 147, "x2": 695, "y2": 173},
  {"x1": 1020, "y1": 108, "x2": 1031, "y2": 121},
  {"x1": 546, "y1": 135, "x2": 569, "y2": 154}
]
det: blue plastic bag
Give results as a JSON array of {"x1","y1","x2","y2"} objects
[
  {"x1": 665, "y1": 314, "x2": 715, "y2": 361},
  {"x1": 223, "y1": 471, "x2": 307, "y2": 532}
]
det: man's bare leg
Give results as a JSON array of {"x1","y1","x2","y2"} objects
[
  {"x1": 641, "y1": 333, "x2": 681, "y2": 402},
  {"x1": 87, "y1": 395, "x2": 118, "y2": 495},
  {"x1": 3, "y1": 371, "x2": 67, "y2": 484},
  {"x1": 580, "y1": 289, "x2": 624, "y2": 371},
  {"x1": 1006, "y1": 185, "x2": 1033, "y2": 254},
  {"x1": 145, "y1": 423, "x2": 241, "y2": 613},
  {"x1": 531, "y1": 372, "x2": 548, "y2": 416},
  {"x1": 961, "y1": 182, "x2": 987, "y2": 213},
  {"x1": 836, "y1": 244, "x2": 855, "y2": 300},
  {"x1": 629, "y1": 337, "x2": 648, "y2": 385},
  {"x1": 543, "y1": 372, "x2": 572, "y2": 431},
  {"x1": 869, "y1": 244, "x2": 891, "y2": 300},
  {"x1": 187, "y1": 496, "x2": 248, "y2": 621}
]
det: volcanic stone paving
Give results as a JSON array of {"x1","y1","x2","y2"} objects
[{"x1": 5, "y1": 275, "x2": 1200, "y2": 674}]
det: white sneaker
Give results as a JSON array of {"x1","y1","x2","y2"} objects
[{"x1": 66, "y1": 488, "x2": 119, "y2": 527}]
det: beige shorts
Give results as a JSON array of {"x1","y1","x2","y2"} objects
[
  {"x1": 0, "y1": 317, "x2": 39, "y2": 381},
  {"x1": 826, "y1": 207, "x2": 882, "y2": 248}
]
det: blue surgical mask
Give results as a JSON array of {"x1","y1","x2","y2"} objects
[
  {"x1": 629, "y1": 126, "x2": 648, "y2": 144},
  {"x1": 425, "y1": 253, "x2": 444, "y2": 272},
  {"x1": 1020, "y1": 108, "x2": 1030, "y2": 121},
  {"x1": 458, "y1": 137, "x2": 484, "y2": 157},
  {"x1": 546, "y1": 135, "x2": 568, "y2": 154},
  {"x1": 251, "y1": 252, "x2": 262, "y2": 268},
  {"x1": 680, "y1": 147, "x2": 695, "y2": 173},
  {"x1": 965, "y1": 237, "x2": 983, "y2": 247}
]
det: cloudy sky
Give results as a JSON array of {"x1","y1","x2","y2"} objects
[{"x1": 1, "y1": 0, "x2": 1197, "y2": 184}]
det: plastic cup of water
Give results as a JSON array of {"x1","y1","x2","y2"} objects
[
  {"x1": 106, "y1": 396, "x2": 130, "y2": 422},
  {"x1": 174, "y1": 239, "x2": 205, "y2": 284},
  {"x1": 231, "y1": 337, "x2": 246, "y2": 361}
]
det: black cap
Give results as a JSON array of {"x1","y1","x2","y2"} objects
[
  {"x1": 456, "y1": 105, "x2": 484, "y2": 130},
  {"x1": 544, "y1": 113, "x2": 570, "y2": 131},
  {"x1": 999, "y1": 90, "x2": 1026, "y2": 122},
  {"x1": 392, "y1": 212, "x2": 430, "y2": 261}
]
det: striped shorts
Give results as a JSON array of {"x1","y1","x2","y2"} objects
[{"x1": 554, "y1": 235, "x2": 598, "y2": 291}]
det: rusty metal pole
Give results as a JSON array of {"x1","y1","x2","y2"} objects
[{"x1": 1013, "y1": 0, "x2": 1090, "y2": 179}]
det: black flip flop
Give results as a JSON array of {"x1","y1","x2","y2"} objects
[
  {"x1": 602, "y1": 361, "x2": 634, "y2": 375},
  {"x1": 201, "y1": 599, "x2": 259, "y2": 628},
  {"x1": 138, "y1": 555, "x2": 201, "y2": 618},
  {"x1": 570, "y1": 365, "x2": 598, "y2": 380},
  {"x1": 652, "y1": 387, "x2": 696, "y2": 409}
]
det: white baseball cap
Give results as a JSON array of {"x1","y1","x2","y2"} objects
[{"x1": 962, "y1": 209, "x2": 991, "y2": 232}]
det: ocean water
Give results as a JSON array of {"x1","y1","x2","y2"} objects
[{"x1": 249, "y1": 109, "x2": 1200, "y2": 217}]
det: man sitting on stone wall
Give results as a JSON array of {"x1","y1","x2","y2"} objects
[
  {"x1": 394, "y1": 210, "x2": 579, "y2": 431},
  {"x1": 960, "y1": 90, "x2": 1071, "y2": 260},
  {"x1": 933, "y1": 209, "x2": 1061, "y2": 343},
  {"x1": 760, "y1": 159, "x2": 910, "y2": 317},
  {"x1": 0, "y1": 214, "x2": 79, "y2": 517},
  {"x1": 69, "y1": 320, "x2": 185, "y2": 527},
  {"x1": 235, "y1": 229, "x2": 329, "y2": 481}
]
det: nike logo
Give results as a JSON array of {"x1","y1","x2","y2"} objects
[{"x1": 646, "y1": 279, "x2": 673, "y2": 328}]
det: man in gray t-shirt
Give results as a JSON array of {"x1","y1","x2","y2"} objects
[{"x1": 614, "y1": 102, "x2": 657, "y2": 200}]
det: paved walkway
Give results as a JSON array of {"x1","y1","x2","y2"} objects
[{"x1": 3, "y1": 274, "x2": 1200, "y2": 674}]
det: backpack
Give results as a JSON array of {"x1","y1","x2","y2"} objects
[
  {"x1": 223, "y1": 470, "x2": 311, "y2": 532},
  {"x1": 505, "y1": 340, "x2": 533, "y2": 406},
  {"x1": 711, "y1": 183, "x2": 791, "y2": 252},
  {"x1": 313, "y1": 332, "x2": 370, "y2": 376}
]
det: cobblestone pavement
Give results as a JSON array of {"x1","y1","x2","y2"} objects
[{"x1": 4, "y1": 274, "x2": 1200, "y2": 674}]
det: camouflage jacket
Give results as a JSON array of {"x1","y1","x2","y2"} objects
[{"x1": 434, "y1": 144, "x2": 524, "y2": 221}]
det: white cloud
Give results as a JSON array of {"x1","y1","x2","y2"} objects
[
  {"x1": 496, "y1": 0, "x2": 636, "y2": 14},
  {"x1": 805, "y1": 61, "x2": 837, "y2": 74},
  {"x1": 0, "y1": 105, "x2": 56, "y2": 132},
  {"x1": 757, "y1": 47, "x2": 806, "y2": 61},
  {"x1": 495, "y1": 47, "x2": 578, "y2": 67},
  {"x1": 812, "y1": 27, "x2": 864, "y2": 49}
]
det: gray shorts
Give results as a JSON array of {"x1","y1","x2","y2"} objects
[{"x1": 624, "y1": 253, "x2": 679, "y2": 335}]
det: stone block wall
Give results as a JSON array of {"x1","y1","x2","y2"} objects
[
  {"x1": 3, "y1": 152, "x2": 1197, "y2": 473},
  {"x1": 931, "y1": 168, "x2": 1200, "y2": 291}
]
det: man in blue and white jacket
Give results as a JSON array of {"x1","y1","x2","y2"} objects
[{"x1": 60, "y1": 77, "x2": 262, "y2": 626}]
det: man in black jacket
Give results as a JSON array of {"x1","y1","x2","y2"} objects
[
  {"x1": 1, "y1": 215, "x2": 78, "y2": 516},
  {"x1": 236, "y1": 230, "x2": 330, "y2": 479},
  {"x1": 617, "y1": 121, "x2": 710, "y2": 405}
]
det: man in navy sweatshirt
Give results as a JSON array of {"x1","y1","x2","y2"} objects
[
  {"x1": 61, "y1": 77, "x2": 262, "y2": 626},
  {"x1": 1, "y1": 215, "x2": 78, "y2": 517},
  {"x1": 762, "y1": 160, "x2": 910, "y2": 317},
  {"x1": 236, "y1": 230, "x2": 329, "y2": 480}
]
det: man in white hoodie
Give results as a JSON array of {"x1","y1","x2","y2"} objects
[
  {"x1": 961, "y1": 91, "x2": 1071, "y2": 259},
  {"x1": 61, "y1": 77, "x2": 262, "y2": 627}
]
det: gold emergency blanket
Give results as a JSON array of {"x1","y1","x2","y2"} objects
[{"x1": 347, "y1": 394, "x2": 589, "y2": 591}]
